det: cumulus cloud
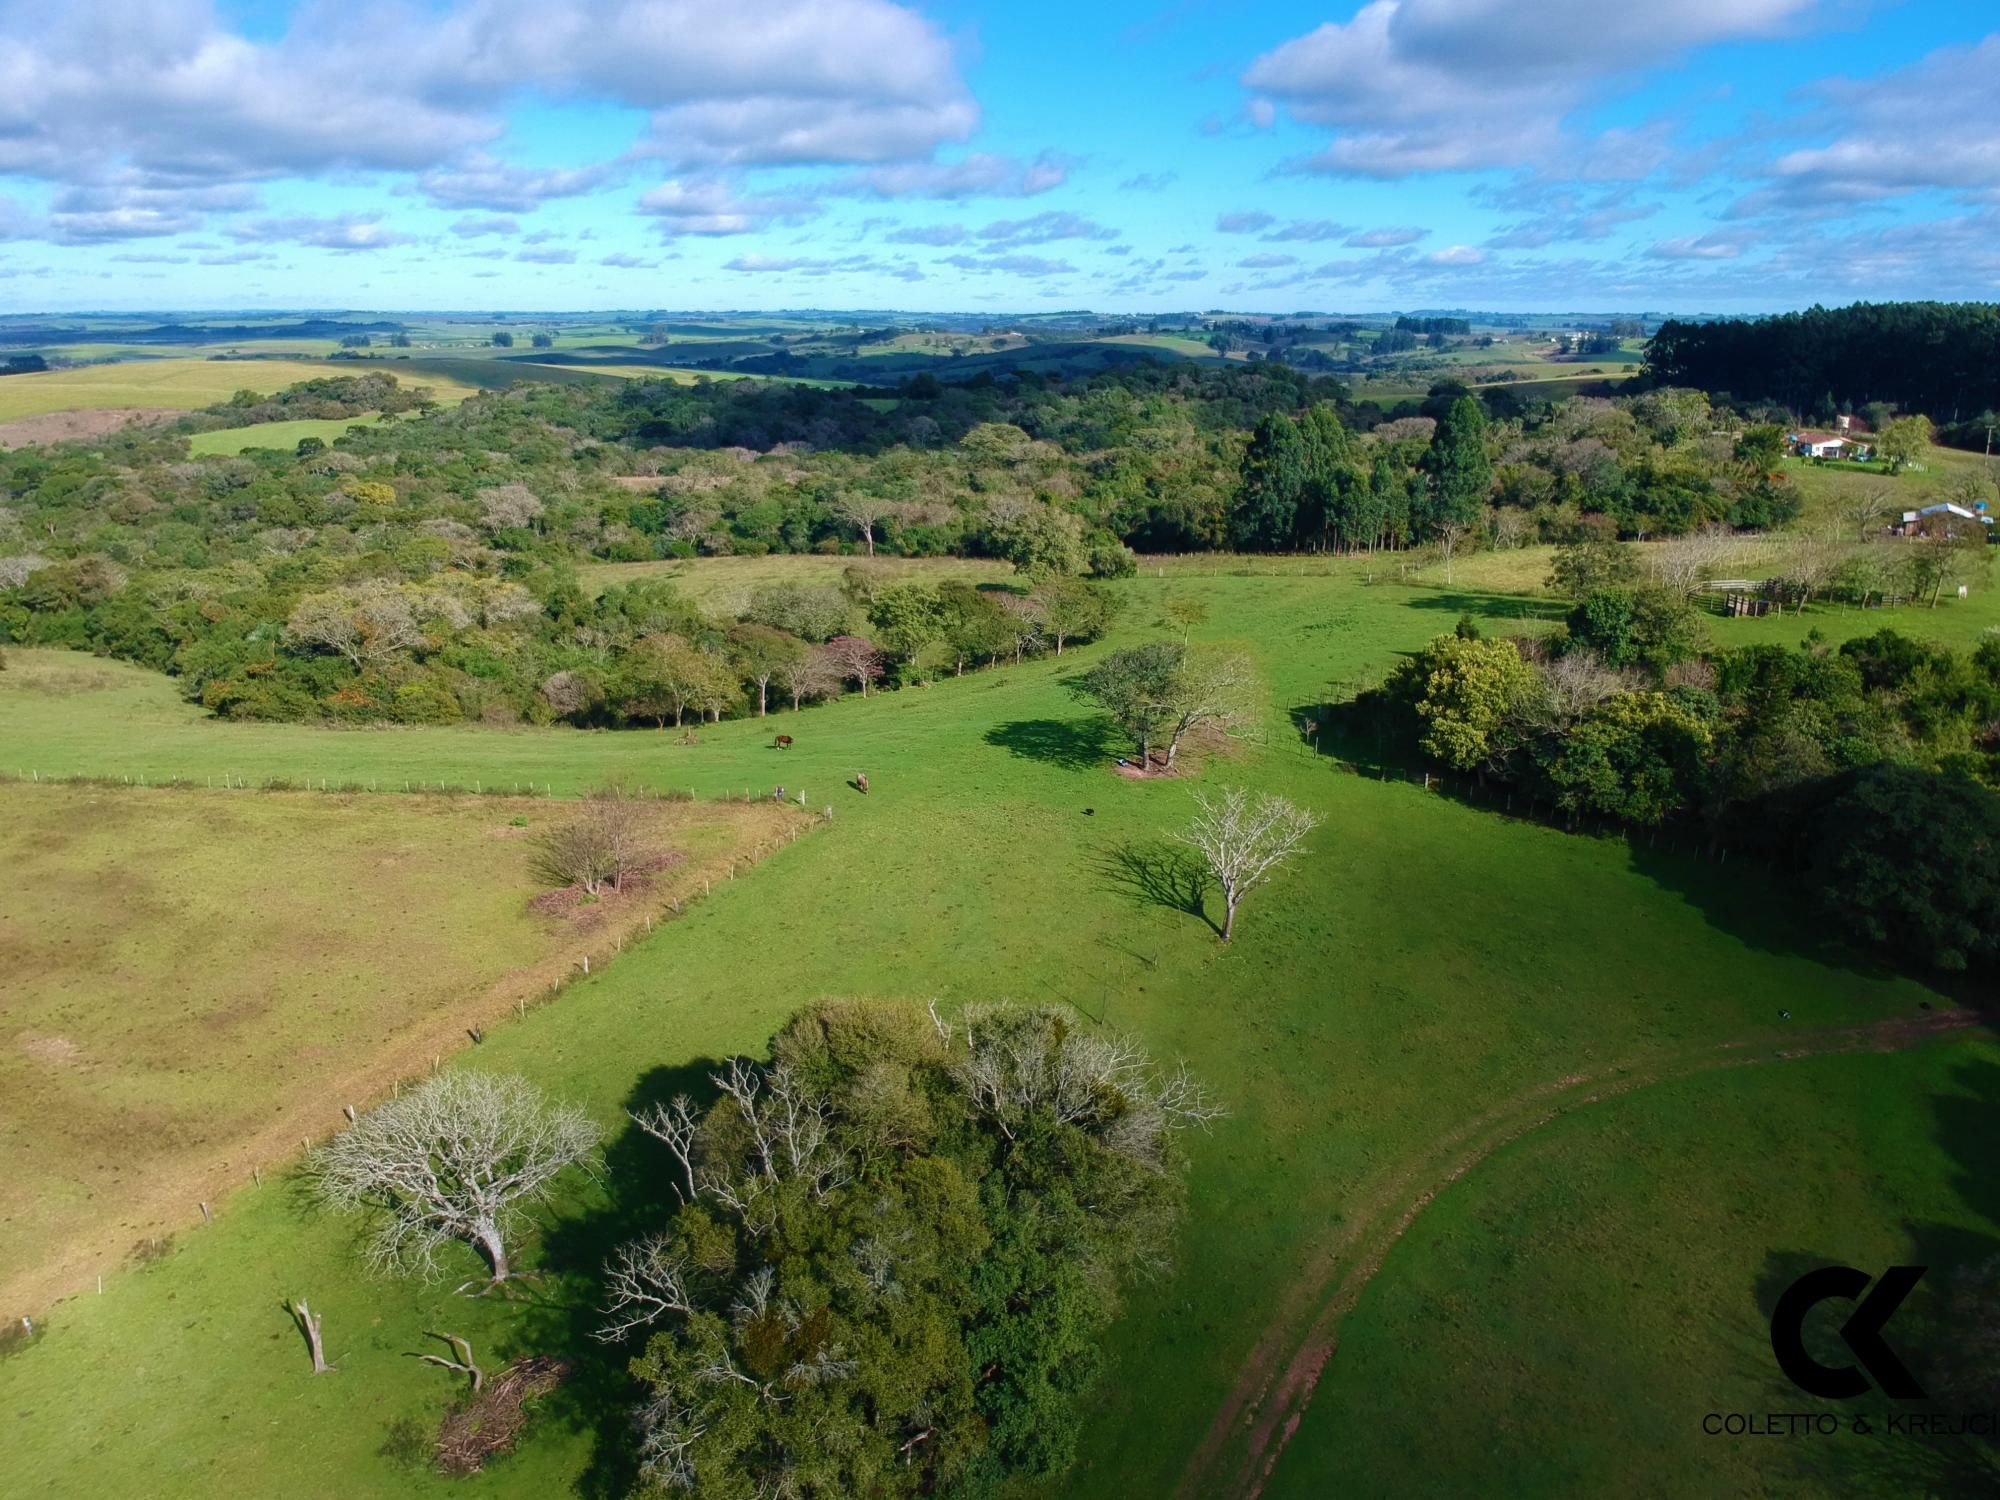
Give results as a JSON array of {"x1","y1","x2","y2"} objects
[
  {"x1": 0, "y1": 0, "x2": 982, "y2": 242},
  {"x1": 1236, "y1": 252, "x2": 1297, "y2": 268},
  {"x1": 1732, "y1": 37, "x2": 2000, "y2": 218},
  {"x1": 724, "y1": 251, "x2": 922, "y2": 279},
  {"x1": 1646, "y1": 231, "x2": 1753, "y2": 260},
  {"x1": 450, "y1": 214, "x2": 519, "y2": 238},
  {"x1": 228, "y1": 213, "x2": 414, "y2": 251},
  {"x1": 1345, "y1": 225, "x2": 1428, "y2": 247},
  {"x1": 1244, "y1": 0, "x2": 1813, "y2": 177},
  {"x1": 976, "y1": 211, "x2": 1116, "y2": 246},
  {"x1": 885, "y1": 223, "x2": 968, "y2": 245},
  {"x1": 1482, "y1": 188, "x2": 1655, "y2": 248},
  {"x1": 1216, "y1": 210, "x2": 1276, "y2": 233},
  {"x1": 418, "y1": 152, "x2": 614, "y2": 212},
  {"x1": 1423, "y1": 243, "x2": 1484, "y2": 265},
  {"x1": 1261, "y1": 219, "x2": 1353, "y2": 242},
  {"x1": 1120, "y1": 172, "x2": 1177, "y2": 191},
  {"x1": 939, "y1": 252, "x2": 1076, "y2": 277},
  {"x1": 637, "y1": 177, "x2": 820, "y2": 236},
  {"x1": 599, "y1": 252, "x2": 658, "y2": 267},
  {"x1": 515, "y1": 246, "x2": 577, "y2": 263},
  {"x1": 827, "y1": 151, "x2": 1070, "y2": 199}
]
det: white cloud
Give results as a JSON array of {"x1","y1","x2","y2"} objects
[
  {"x1": 637, "y1": 178, "x2": 820, "y2": 236},
  {"x1": 977, "y1": 211, "x2": 1116, "y2": 246},
  {"x1": 449, "y1": 214, "x2": 520, "y2": 238},
  {"x1": 1346, "y1": 225, "x2": 1428, "y2": 247},
  {"x1": 1739, "y1": 37, "x2": 2000, "y2": 214},
  {"x1": 827, "y1": 151, "x2": 1070, "y2": 199},
  {"x1": 0, "y1": 0, "x2": 982, "y2": 243},
  {"x1": 1647, "y1": 231, "x2": 1752, "y2": 260},
  {"x1": 1261, "y1": 219, "x2": 1353, "y2": 242},
  {"x1": 228, "y1": 213, "x2": 414, "y2": 251},
  {"x1": 418, "y1": 153, "x2": 614, "y2": 212},
  {"x1": 939, "y1": 252, "x2": 1077, "y2": 277},
  {"x1": 1216, "y1": 211, "x2": 1276, "y2": 233},
  {"x1": 885, "y1": 223, "x2": 967, "y2": 245},
  {"x1": 1243, "y1": 0, "x2": 1812, "y2": 178},
  {"x1": 1424, "y1": 243, "x2": 1484, "y2": 265}
]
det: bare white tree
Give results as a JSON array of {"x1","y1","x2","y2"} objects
[
  {"x1": 1647, "y1": 525, "x2": 1736, "y2": 595},
  {"x1": 312, "y1": 1071, "x2": 600, "y2": 1283},
  {"x1": 1839, "y1": 486, "x2": 1895, "y2": 543},
  {"x1": 1435, "y1": 516, "x2": 1471, "y2": 585},
  {"x1": 933, "y1": 1002, "x2": 1224, "y2": 1168},
  {"x1": 1160, "y1": 646, "x2": 1257, "y2": 769},
  {"x1": 1542, "y1": 649, "x2": 1629, "y2": 720},
  {"x1": 284, "y1": 581, "x2": 424, "y2": 667},
  {"x1": 832, "y1": 494, "x2": 894, "y2": 556},
  {"x1": 1171, "y1": 787, "x2": 1320, "y2": 942},
  {"x1": 599, "y1": 1235, "x2": 699, "y2": 1340}
]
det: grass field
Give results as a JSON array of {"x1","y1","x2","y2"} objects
[
  {"x1": 186, "y1": 414, "x2": 387, "y2": 456},
  {"x1": 0, "y1": 359, "x2": 483, "y2": 422},
  {"x1": 576, "y1": 551, "x2": 1015, "y2": 608},
  {"x1": 0, "y1": 771, "x2": 803, "y2": 1316},
  {"x1": 1269, "y1": 1038, "x2": 2000, "y2": 1499},
  {"x1": 0, "y1": 360, "x2": 379, "y2": 420},
  {"x1": 0, "y1": 561, "x2": 1989, "y2": 1499}
]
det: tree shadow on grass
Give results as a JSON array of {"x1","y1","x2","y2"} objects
[
  {"x1": 983, "y1": 715, "x2": 1120, "y2": 771},
  {"x1": 510, "y1": 1056, "x2": 726, "y2": 1500},
  {"x1": 1096, "y1": 839, "x2": 1220, "y2": 937},
  {"x1": 1397, "y1": 589, "x2": 1570, "y2": 624},
  {"x1": 1744, "y1": 1057, "x2": 2000, "y2": 1497}
]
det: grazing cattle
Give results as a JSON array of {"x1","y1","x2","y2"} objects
[
  {"x1": 855, "y1": 772, "x2": 869, "y2": 794},
  {"x1": 775, "y1": 734, "x2": 794, "y2": 749}
]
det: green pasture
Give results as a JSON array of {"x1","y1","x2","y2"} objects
[
  {"x1": 0, "y1": 564, "x2": 1987, "y2": 1499},
  {"x1": 0, "y1": 359, "x2": 371, "y2": 421},
  {"x1": 575, "y1": 552, "x2": 1015, "y2": 609},
  {"x1": 187, "y1": 414, "x2": 387, "y2": 456},
  {"x1": 1271, "y1": 1038, "x2": 2000, "y2": 1500}
]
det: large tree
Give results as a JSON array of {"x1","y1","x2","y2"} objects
[
  {"x1": 313, "y1": 1071, "x2": 599, "y2": 1282},
  {"x1": 1802, "y1": 764, "x2": 2000, "y2": 973},
  {"x1": 1234, "y1": 412, "x2": 1308, "y2": 551},
  {"x1": 1418, "y1": 396, "x2": 1492, "y2": 538},
  {"x1": 726, "y1": 623, "x2": 807, "y2": 717},
  {"x1": 1172, "y1": 786, "x2": 1320, "y2": 941},
  {"x1": 601, "y1": 1001, "x2": 1216, "y2": 1495},
  {"x1": 1076, "y1": 641, "x2": 1181, "y2": 769},
  {"x1": 1026, "y1": 577, "x2": 1110, "y2": 656}
]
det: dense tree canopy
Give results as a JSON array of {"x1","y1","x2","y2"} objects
[{"x1": 601, "y1": 1000, "x2": 1217, "y2": 1497}]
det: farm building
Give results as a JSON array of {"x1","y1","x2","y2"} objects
[
  {"x1": 1891, "y1": 501, "x2": 1995, "y2": 539},
  {"x1": 1790, "y1": 413, "x2": 1874, "y2": 459}
]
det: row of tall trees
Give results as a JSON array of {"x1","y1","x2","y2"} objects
[
  {"x1": 1644, "y1": 301, "x2": 2000, "y2": 425},
  {"x1": 1233, "y1": 396, "x2": 1490, "y2": 553}
]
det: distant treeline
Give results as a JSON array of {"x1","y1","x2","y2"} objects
[
  {"x1": 1394, "y1": 316, "x2": 1471, "y2": 336},
  {"x1": 0, "y1": 319, "x2": 404, "y2": 349},
  {"x1": 1644, "y1": 301, "x2": 2000, "y2": 430}
]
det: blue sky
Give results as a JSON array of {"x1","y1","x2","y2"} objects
[{"x1": 1, "y1": 0, "x2": 1997, "y2": 314}]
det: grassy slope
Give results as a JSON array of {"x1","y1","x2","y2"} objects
[
  {"x1": 1268, "y1": 1040, "x2": 2000, "y2": 1500},
  {"x1": 575, "y1": 552, "x2": 1016, "y2": 607},
  {"x1": 0, "y1": 567, "x2": 1988, "y2": 1499}
]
